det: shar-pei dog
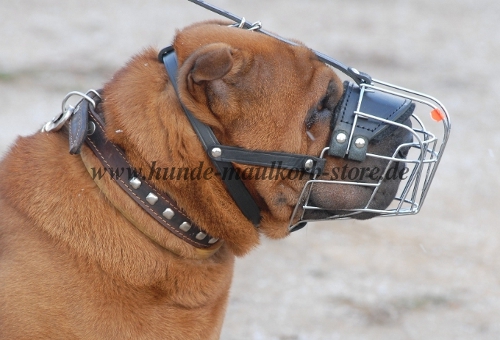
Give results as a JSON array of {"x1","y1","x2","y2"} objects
[{"x1": 0, "y1": 20, "x2": 412, "y2": 339}]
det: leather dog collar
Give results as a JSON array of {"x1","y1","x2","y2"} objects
[{"x1": 61, "y1": 91, "x2": 222, "y2": 251}]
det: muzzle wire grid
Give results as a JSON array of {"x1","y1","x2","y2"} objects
[
  {"x1": 289, "y1": 81, "x2": 450, "y2": 229},
  {"x1": 188, "y1": 0, "x2": 451, "y2": 230}
]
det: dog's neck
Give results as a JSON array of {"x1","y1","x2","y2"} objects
[
  {"x1": 73, "y1": 95, "x2": 224, "y2": 260},
  {"x1": 86, "y1": 49, "x2": 260, "y2": 257}
]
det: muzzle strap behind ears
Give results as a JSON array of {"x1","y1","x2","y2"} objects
[{"x1": 161, "y1": 47, "x2": 262, "y2": 226}]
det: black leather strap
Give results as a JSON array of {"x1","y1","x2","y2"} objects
[
  {"x1": 209, "y1": 145, "x2": 325, "y2": 174},
  {"x1": 162, "y1": 49, "x2": 262, "y2": 226}
]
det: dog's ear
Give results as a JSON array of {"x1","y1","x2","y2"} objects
[
  {"x1": 177, "y1": 43, "x2": 244, "y2": 127},
  {"x1": 182, "y1": 43, "x2": 238, "y2": 101},
  {"x1": 190, "y1": 44, "x2": 234, "y2": 84}
]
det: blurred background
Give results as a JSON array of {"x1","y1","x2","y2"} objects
[{"x1": 1, "y1": 0, "x2": 498, "y2": 339}]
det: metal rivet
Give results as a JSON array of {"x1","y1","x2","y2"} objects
[
  {"x1": 146, "y1": 193, "x2": 158, "y2": 205},
  {"x1": 354, "y1": 137, "x2": 366, "y2": 149},
  {"x1": 179, "y1": 222, "x2": 191, "y2": 232},
  {"x1": 196, "y1": 232, "x2": 207, "y2": 240},
  {"x1": 208, "y1": 237, "x2": 219, "y2": 244},
  {"x1": 211, "y1": 147, "x2": 222, "y2": 158},
  {"x1": 336, "y1": 132, "x2": 347, "y2": 144},
  {"x1": 162, "y1": 208, "x2": 174, "y2": 220},
  {"x1": 129, "y1": 177, "x2": 142, "y2": 189},
  {"x1": 87, "y1": 121, "x2": 96, "y2": 135},
  {"x1": 351, "y1": 67, "x2": 360, "y2": 75},
  {"x1": 304, "y1": 159, "x2": 314, "y2": 171}
]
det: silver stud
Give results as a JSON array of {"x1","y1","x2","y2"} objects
[
  {"x1": 208, "y1": 237, "x2": 219, "y2": 244},
  {"x1": 179, "y1": 222, "x2": 191, "y2": 232},
  {"x1": 196, "y1": 232, "x2": 207, "y2": 240},
  {"x1": 211, "y1": 147, "x2": 222, "y2": 158},
  {"x1": 129, "y1": 177, "x2": 142, "y2": 189},
  {"x1": 146, "y1": 193, "x2": 158, "y2": 205},
  {"x1": 162, "y1": 208, "x2": 175, "y2": 220},
  {"x1": 351, "y1": 67, "x2": 360, "y2": 75},
  {"x1": 336, "y1": 132, "x2": 347, "y2": 144},
  {"x1": 354, "y1": 137, "x2": 366, "y2": 149},
  {"x1": 304, "y1": 159, "x2": 314, "y2": 171}
]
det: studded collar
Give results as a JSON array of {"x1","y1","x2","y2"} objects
[{"x1": 62, "y1": 91, "x2": 223, "y2": 256}]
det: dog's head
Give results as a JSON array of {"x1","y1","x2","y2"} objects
[{"x1": 102, "y1": 21, "x2": 418, "y2": 254}]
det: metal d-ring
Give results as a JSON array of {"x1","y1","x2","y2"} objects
[
  {"x1": 237, "y1": 17, "x2": 246, "y2": 28},
  {"x1": 249, "y1": 21, "x2": 262, "y2": 31},
  {"x1": 86, "y1": 89, "x2": 102, "y2": 100},
  {"x1": 229, "y1": 17, "x2": 246, "y2": 28},
  {"x1": 61, "y1": 91, "x2": 96, "y2": 113},
  {"x1": 229, "y1": 18, "x2": 262, "y2": 31}
]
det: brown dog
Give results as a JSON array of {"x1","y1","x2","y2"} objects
[{"x1": 0, "y1": 21, "x2": 409, "y2": 339}]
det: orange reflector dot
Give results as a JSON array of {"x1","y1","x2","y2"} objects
[{"x1": 431, "y1": 108, "x2": 445, "y2": 122}]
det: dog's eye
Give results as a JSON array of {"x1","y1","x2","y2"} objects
[
  {"x1": 306, "y1": 80, "x2": 339, "y2": 130},
  {"x1": 306, "y1": 96, "x2": 332, "y2": 130},
  {"x1": 306, "y1": 111, "x2": 319, "y2": 130}
]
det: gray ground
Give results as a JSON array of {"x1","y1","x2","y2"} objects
[{"x1": 0, "y1": 0, "x2": 498, "y2": 339}]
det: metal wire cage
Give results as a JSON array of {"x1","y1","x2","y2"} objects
[{"x1": 289, "y1": 78, "x2": 451, "y2": 230}]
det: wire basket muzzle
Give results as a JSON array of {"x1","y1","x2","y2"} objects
[{"x1": 289, "y1": 79, "x2": 451, "y2": 231}]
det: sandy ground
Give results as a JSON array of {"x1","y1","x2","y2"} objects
[{"x1": 1, "y1": 0, "x2": 499, "y2": 339}]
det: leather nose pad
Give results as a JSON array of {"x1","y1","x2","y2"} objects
[{"x1": 329, "y1": 81, "x2": 415, "y2": 162}]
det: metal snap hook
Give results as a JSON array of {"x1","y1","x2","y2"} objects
[
  {"x1": 41, "y1": 90, "x2": 98, "y2": 133},
  {"x1": 41, "y1": 105, "x2": 75, "y2": 133}
]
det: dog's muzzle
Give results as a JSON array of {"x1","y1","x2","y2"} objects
[
  {"x1": 164, "y1": 0, "x2": 451, "y2": 231},
  {"x1": 288, "y1": 78, "x2": 450, "y2": 231}
]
